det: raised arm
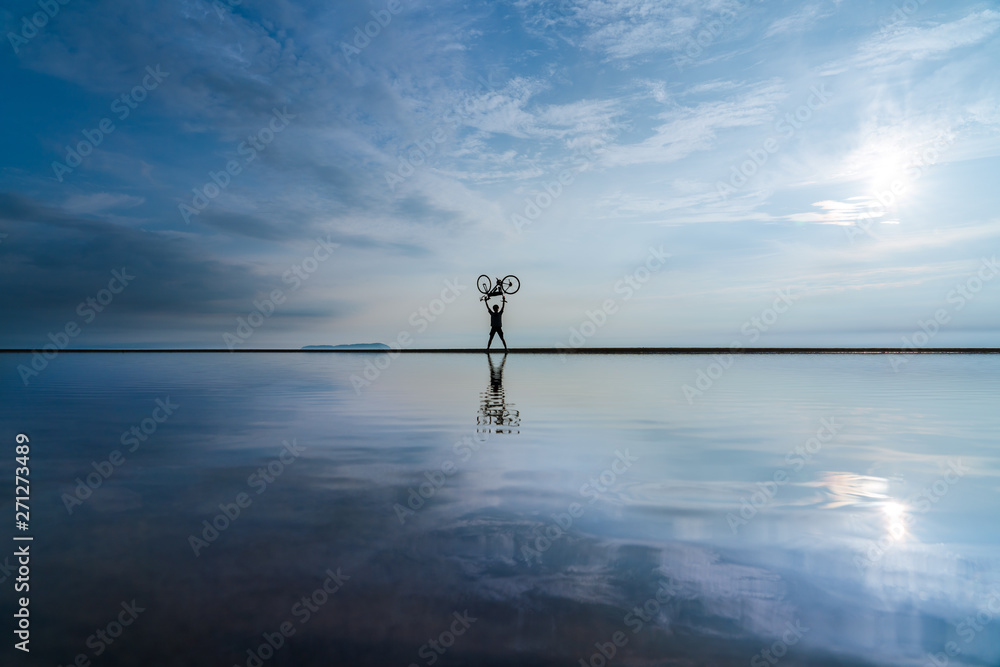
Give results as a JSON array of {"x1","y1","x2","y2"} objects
[{"x1": 500, "y1": 296, "x2": 506, "y2": 313}]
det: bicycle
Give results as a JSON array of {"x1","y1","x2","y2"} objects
[{"x1": 478, "y1": 274, "x2": 520, "y2": 301}]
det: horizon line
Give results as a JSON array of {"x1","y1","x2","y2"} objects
[{"x1": 2, "y1": 347, "x2": 1000, "y2": 354}]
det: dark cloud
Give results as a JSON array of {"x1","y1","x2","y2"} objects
[
  {"x1": 0, "y1": 192, "x2": 290, "y2": 344},
  {"x1": 195, "y1": 209, "x2": 289, "y2": 240},
  {"x1": 190, "y1": 200, "x2": 431, "y2": 257}
]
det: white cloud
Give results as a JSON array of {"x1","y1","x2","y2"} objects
[
  {"x1": 781, "y1": 198, "x2": 889, "y2": 226},
  {"x1": 602, "y1": 81, "x2": 786, "y2": 167},
  {"x1": 682, "y1": 79, "x2": 743, "y2": 96},
  {"x1": 515, "y1": 0, "x2": 750, "y2": 60},
  {"x1": 764, "y1": 3, "x2": 831, "y2": 38},
  {"x1": 639, "y1": 80, "x2": 671, "y2": 103},
  {"x1": 856, "y1": 9, "x2": 1000, "y2": 68}
]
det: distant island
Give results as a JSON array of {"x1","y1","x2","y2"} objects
[{"x1": 301, "y1": 343, "x2": 391, "y2": 350}]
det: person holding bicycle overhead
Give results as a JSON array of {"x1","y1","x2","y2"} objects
[
  {"x1": 486, "y1": 295, "x2": 508, "y2": 351},
  {"x1": 477, "y1": 273, "x2": 518, "y2": 351}
]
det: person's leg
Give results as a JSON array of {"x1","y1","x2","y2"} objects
[
  {"x1": 487, "y1": 329, "x2": 496, "y2": 349},
  {"x1": 498, "y1": 329, "x2": 507, "y2": 350}
]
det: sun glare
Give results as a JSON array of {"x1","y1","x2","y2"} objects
[
  {"x1": 882, "y1": 500, "x2": 910, "y2": 539},
  {"x1": 868, "y1": 149, "x2": 913, "y2": 198}
]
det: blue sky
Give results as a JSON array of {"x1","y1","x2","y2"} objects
[{"x1": 2, "y1": 0, "x2": 999, "y2": 348}]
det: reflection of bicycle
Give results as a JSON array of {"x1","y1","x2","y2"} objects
[{"x1": 477, "y1": 275, "x2": 520, "y2": 301}]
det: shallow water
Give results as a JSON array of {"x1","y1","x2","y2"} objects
[{"x1": 2, "y1": 352, "x2": 998, "y2": 666}]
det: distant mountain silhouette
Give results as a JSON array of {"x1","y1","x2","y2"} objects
[{"x1": 302, "y1": 343, "x2": 391, "y2": 350}]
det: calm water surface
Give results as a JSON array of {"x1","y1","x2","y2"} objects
[{"x1": 2, "y1": 353, "x2": 998, "y2": 666}]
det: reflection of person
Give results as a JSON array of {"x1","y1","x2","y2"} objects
[
  {"x1": 480, "y1": 351, "x2": 517, "y2": 433},
  {"x1": 486, "y1": 296, "x2": 507, "y2": 351},
  {"x1": 488, "y1": 352, "x2": 506, "y2": 391}
]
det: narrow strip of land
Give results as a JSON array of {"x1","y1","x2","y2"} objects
[{"x1": 2, "y1": 348, "x2": 999, "y2": 354}]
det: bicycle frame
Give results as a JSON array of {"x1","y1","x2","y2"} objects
[{"x1": 477, "y1": 274, "x2": 520, "y2": 301}]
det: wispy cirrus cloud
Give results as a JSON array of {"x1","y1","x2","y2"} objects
[
  {"x1": 514, "y1": 0, "x2": 751, "y2": 60},
  {"x1": 456, "y1": 80, "x2": 624, "y2": 141},
  {"x1": 4, "y1": 0, "x2": 1000, "y2": 347},
  {"x1": 855, "y1": 8, "x2": 1000, "y2": 69},
  {"x1": 602, "y1": 80, "x2": 786, "y2": 167},
  {"x1": 788, "y1": 198, "x2": 891, "y2": 226},
  {"x1": 764, "y1": 3, "x2": 833, "y2": 38}
]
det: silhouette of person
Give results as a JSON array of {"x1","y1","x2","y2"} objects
[{"x1": 486, "y1": 296, "x2": 508, "y2": 351}]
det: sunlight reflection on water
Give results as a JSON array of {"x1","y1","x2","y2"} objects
[{"x1": 2, "y1": 352, "x2": 998, "y2": 666}]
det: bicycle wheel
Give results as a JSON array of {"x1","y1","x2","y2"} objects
[
  {"x1": 477, "y1": 275, "x2": 492, "y2": 295},
  {"x1": 501, "y1": 275, "x2": 520, "y2": 294}
]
